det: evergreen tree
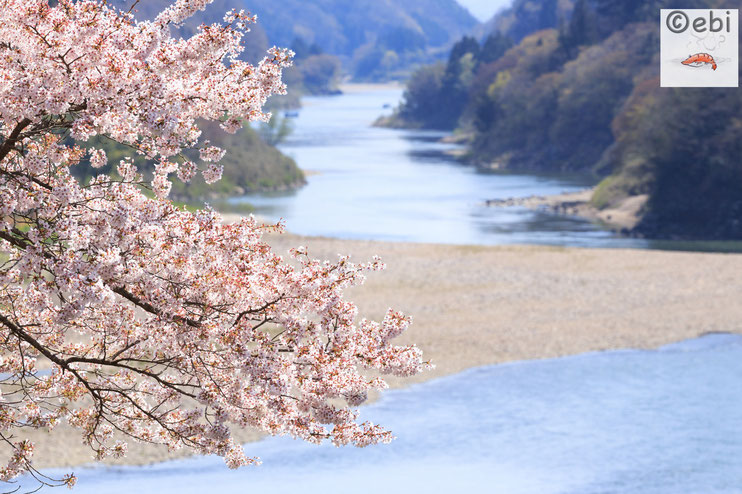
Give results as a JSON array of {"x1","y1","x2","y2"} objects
[
  {"x1": 447, "y1": 36, "x2": 480, "y2": 67},
  {"x1": 478, "y1": 32, "x2": 513, "y2": 65},
  {"x1": 594, "y1": 0, "x2": 644, "y2": 26},
  {"x1": 558, "y1": 0, "x2": 593, "y2": 58},
  {"x1": 537, "y1": 0, "x2": 559, "y2": 30}
]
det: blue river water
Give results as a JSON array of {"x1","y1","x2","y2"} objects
[
  {"x1": 232, "y1": 87, "x2": 652, "y2": 249},
  {"x1": 33, "y1": 333, "x2": 742, "y2": 493}
]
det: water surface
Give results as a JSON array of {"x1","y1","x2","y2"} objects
[
  {"x1": 40, "y1": 334, "x2": 742, "y2": 494},
  {"x1": 235, "y1": 88, "x2": 649, "y2": 248}
]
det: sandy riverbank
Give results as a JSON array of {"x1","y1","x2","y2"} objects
[{"x1": 15, "y1": 234, "x2": 742, "y2": 469}]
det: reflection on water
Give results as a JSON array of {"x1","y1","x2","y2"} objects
[
  {"x1": 39, "y1": 334, "x2": 742, "y2": 494},
  {"x1": 232, "y1": 88, "x2": 649, "y2": 248}
]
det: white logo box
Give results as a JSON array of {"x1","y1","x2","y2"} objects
[{"x1": 661, "y1": 9, "x2": 739, "y2": 87}]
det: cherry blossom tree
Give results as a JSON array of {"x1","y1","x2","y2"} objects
[{"x1": 0, "y1": 0, "x2": 428, "y2": 489}]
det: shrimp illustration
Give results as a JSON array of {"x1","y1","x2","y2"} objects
[{"x1": 681, "y1": 53, "x2": 717, "y2": 71}]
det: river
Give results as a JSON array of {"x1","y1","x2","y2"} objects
[
  {"x1": 232, "y1": 86, "x2": 652, "y2": 248},
  {"x1": 36, "y1": 334, "x2": 742, "y2": 494}
]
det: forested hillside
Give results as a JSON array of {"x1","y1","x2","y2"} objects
[{"x1": 388, "y1": 0, "x2": 742, "y2": 240}]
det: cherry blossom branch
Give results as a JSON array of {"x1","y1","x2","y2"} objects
[
  {"x1": 0, "y1": 119, "x2": 31, "y2": 163},
  {"x1": 0, "y1": 0, "x2": 427, "y2": 487}
]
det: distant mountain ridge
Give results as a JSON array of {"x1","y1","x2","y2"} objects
[
  {"x1": 242, "y1": 0, "x2": 477, "y2": 55},
  {"x1": 112, "y1": 0, "x2": 478, "y2": 78}
]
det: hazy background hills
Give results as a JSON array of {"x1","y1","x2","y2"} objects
[
  {"x1": 114, "y1": 0, "x2": 479, "y2": 81},
  {"x1": 241, "y1": 0, "x2": 477, "y2": 54}
]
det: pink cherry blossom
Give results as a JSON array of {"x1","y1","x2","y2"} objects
[
  {"x1": 199, "y1": 142, "x2": 227, "y2": 163},
  {"x1": 202, "y1": 162, "x2": 224, "y2": 184},
  {"x1": 0, "y1": 0, "x2": 428, "y2": 488},
  {"x1": 177, "y1": 160, "x2": 198, "y2": 182},
  {"x1": 89, "y1": 148, "x2": 108, "y2": 169}
]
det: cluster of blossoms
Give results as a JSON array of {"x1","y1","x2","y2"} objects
[{"x1": 0, "y1": 0, "x2": 428, "y2": 489}]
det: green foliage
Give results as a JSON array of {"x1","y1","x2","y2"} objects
[
  {"x1": 557, "y1": 0, "x2": 596, "y2": 59},
  {"x1": 448, "y1": 36, "x2": 480, "y2": 63},
  {"x1": 282, "y1": 40, "x2": 342, "y2": 97},
  {"x1": 478, "y1": 32, "x2": 513, "y2": 65},
  {"x1": 487, "y1": 0, "x2": 574, "y2": 42},
  {"x1": 593, "y1": 0, "x2": 669, "y2": 32},
  {"x1": 75, "y1": 123, "x2": 305, "y2": 204},
  {"x1": 353, "y1": 46, "x2": 388, "y2": 80},
  {"x1": 113, "y1": 0, "x2": 742, "y2": 239},
  {"x1": 257, "y1": 114, "x2": 295, "y2": 146},
  {"x1": 298, "y1": 54, "x2": 342, "y2": 95},
  {"x1": 466, "y1": 29, "x2": 565, "y2": 166},
  {"x1": 233, "y1": 0, "x2": 475, "y2": 80},
  {"x1": 604, "y1": 83, "x2": 742, "y2": 239},
  {"x1": 590, "y1": 162, "x2": 653, "y2": 210},
  {"x1": 592, "y1": 0, "x2": 742, "y2": 239},
  {"x1": 394, "y1": 4, "x2": 658, "y2": 171},
  {"x1": 547, "y1": 23, "x2": 655, "y2": 169},
  {"x1": 391, "y1": 63, "x2": 447, "y2": 128},
  {"x1": 391, "y1": 0, "x2": 742, "y2": 238},
  {"x1": 173, "y1": 122, "x2": 305, "y2": 201},
  {"x1": 462, "y1": 22, "x2": 657, "y2": 175},
  {"x1": 390, "y1": 34, "x2": 509, "y2": 129}
]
